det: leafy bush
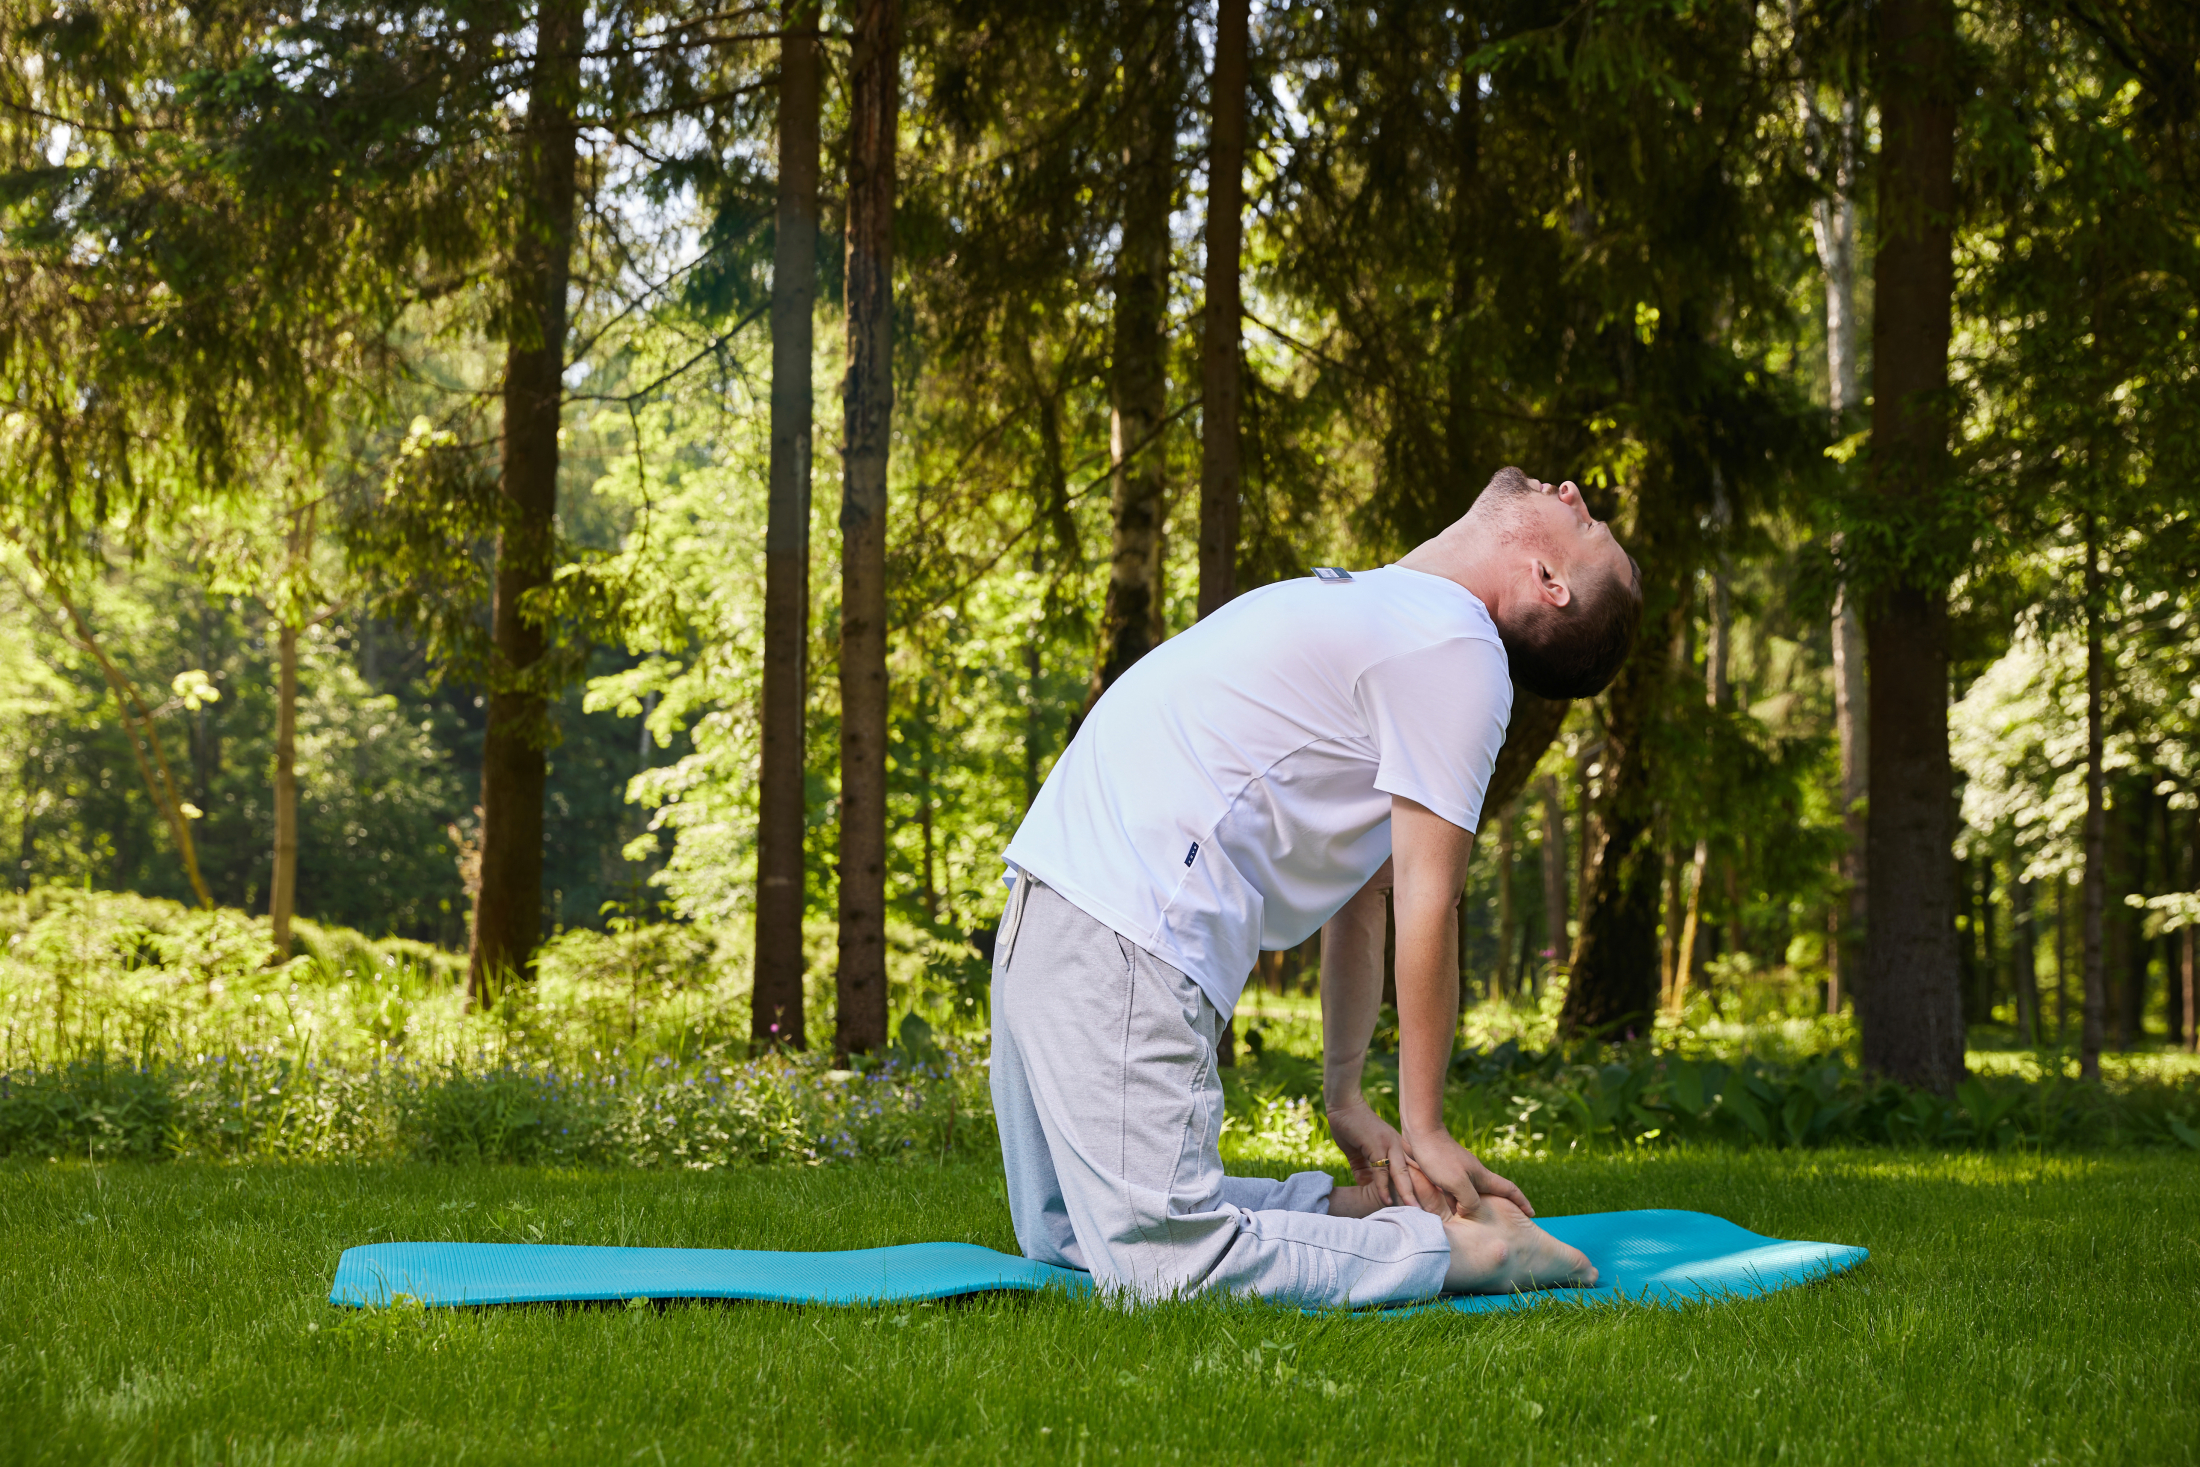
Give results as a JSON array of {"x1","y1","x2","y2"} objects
[
  {"x1": 0, "y1": 1036, "x2": 995, "y2": 1168},
  {"x1": 1440, "y1": 1040, "x2": 2200, "y2": 1157}
]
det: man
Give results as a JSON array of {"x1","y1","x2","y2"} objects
[{"x1": 992, "y1": 467, "x2": 1642, "y2": 1306}]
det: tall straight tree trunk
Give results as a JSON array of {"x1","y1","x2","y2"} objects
[
  {"x1": 1538, "y1": 773, "x2": 1568, "y2": 985},
  {"x1": 1673, "y1": 840, "x2": 1708, "y2": 1015},
  {"x1": 1658, "y1": 836, "x2": 1679, "y2": 1004},
  {"x1": 269, "y1": 498, "x2": 325, "y2": 962},
  {"x1": 1200, "y1": 0, "x2": 1245, "y2": 1081},
  {"x1": 1088, "y1": 3, "x2": 1175, "y2": 703},
  {"x1": 2054, "y1": 875, "x2": 2069, "y2": 1042},
  {"x1": 2013, "y1": 874, "x2": 2038, "y2": 1045},
  {"x1": 271, "y1": 623, "x2": 298, "y2": 957},
  {"x1": 1859, "y1": 0, "x2": 1963, "y2": 1091},
  {"x1": 2180, "y1": 809, "x2": 2196, "y2": 1052},
  {"x1": 2184, "y1": 812, "x2": 2197, "y2": 1055},
  {"x1": 835, "y1": 0, "x2": 899, "y2": 1059},
  {"x1": 1795, "y1": 5, "x2": 1869, "y2": 1016},
  {"x1": 1196, "y1": 0, "x2": 1245, "y2": 620},
  {"x1": 471, "y1": 0, "x2": 582, "y2": 1004},
  {"x1": 1562, "y1": 662, "x2": 1666, "y2": 1037},
  {"x1": 2117, "y1": 792, "x2": 2148, "y2": 1050},
  {"x1": 1831, "y1": 588, "x2": 1866, "y2": 1007},
  {"x1": 1445, "y1": 14, "x2": 1483, "y2": 502},
  {"x1": 753, "y1": 2, "x2": 822, "y2": 1052},
  {"x1": 2080, "y1": 515, "x2": 2107, "y2": 1080},
  {"x1": 1562, "y1": 551, "x2": 1683, "y2": 1038},
  {"x1": 1493, "y1": 805, "x2": 1515, "y2": 1004}
]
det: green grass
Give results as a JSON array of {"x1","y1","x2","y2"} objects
[{"x1": 4, "y1": 1150, "x2": 2195, "y2": 1465}]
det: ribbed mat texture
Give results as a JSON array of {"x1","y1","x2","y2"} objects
[{"x1": 330, "y1": 1207, "x2": 1864, "y2": 1313}]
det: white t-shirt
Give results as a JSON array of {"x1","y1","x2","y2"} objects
[{"x1": 1002, "y1": 565, "x2": 1513, "y2": 1019}]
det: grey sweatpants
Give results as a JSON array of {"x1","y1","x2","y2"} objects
[{"x1": 989, "y1": 877, "x2": 1451, "y2": 1306}]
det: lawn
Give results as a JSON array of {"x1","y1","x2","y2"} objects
[{"x1": 3, "y1": 1148, "x2": 2194, "y2": 1465}]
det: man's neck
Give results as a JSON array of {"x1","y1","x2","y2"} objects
[{"x1": 1396, "y1": 521, "x2": 1510, "y2": 621}]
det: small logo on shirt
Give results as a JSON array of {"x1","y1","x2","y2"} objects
[
  {"x1": 1313, "y1": 566, "x2": 1354, "y2": 583},
  {"x1": 1184, "y1": 841, "x2": 1200, "y2": 867}
]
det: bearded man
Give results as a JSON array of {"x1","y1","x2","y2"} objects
[{"x1": 991, "y1": 468, "x2": 1642, "y2": 1305}]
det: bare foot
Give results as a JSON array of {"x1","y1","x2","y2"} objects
[
  {"x1": 1326, "y1": 1181, "x2": 1397, "y2": 1219},
  {"x1": 1441, "y1": 1195, "x2": 1598, "y2": 1294}
]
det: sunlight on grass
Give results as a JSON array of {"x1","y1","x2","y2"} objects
[{"x1": 3, "y1": 1149, "x2": 2193, "y2": 1465}]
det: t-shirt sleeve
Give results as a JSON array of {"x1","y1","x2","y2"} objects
[{"x1": 1354, "y1": 637, "x2": 1514, "y2": 834}]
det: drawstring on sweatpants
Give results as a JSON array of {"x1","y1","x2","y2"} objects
[{"x1": 999, "y1": 871, "x2": 1037, "y2": 971}]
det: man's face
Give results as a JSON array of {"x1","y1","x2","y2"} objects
[{"x1": 1512, "y1": 478, "x2": 1637, "y2": 605}]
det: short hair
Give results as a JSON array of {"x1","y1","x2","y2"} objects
[{"x1": 1475, "y1": 467, "x2": 1643, "y2": 700}]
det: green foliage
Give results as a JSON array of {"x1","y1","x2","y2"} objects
[
  {"x1": 1436, "y1": 1041, "x2": 2200, "y2": 1158},
  {"x1": 0, "y1": 1047, "x2": 993, "y2": 1169}
]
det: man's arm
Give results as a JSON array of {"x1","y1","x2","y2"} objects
[
  {"x1": 1391, "y1": 794, "x2": 1535, "y2": 1217},
  {"x1": 1319, "y1": 861, "x2": 1423, "y2": 1209}
]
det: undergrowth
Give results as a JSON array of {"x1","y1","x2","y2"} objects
[{"x1": 5, "y1": 887, "x2": 2197, "y2": 1169}]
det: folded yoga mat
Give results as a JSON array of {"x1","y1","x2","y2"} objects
[{"x1": 329, "y1": 1208, "x2": 1864, "y2": 1313}]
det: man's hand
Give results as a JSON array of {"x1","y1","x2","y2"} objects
[
  {"x1": 1400, "y1": 1124, "x2": 1534, "y2": 1218},
  {"x1": 1326, "y1": 1096, "x2": 1423, "y2": 1210}
]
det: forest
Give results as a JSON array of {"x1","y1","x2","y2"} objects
[
  {"x1": 5, "y1": 0, "x2": 2200, "y2": 1090},
  {"x1": 5, "y1": 4, "x2": 2200, "y2": 1464}
]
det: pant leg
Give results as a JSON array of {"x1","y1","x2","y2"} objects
[
  {"x1": 995, "y1": 881, "x2": 1450, "y2": 1307},
  {"x1": 989, "y1": 875, "x2": 1085, "y2": 1270}
]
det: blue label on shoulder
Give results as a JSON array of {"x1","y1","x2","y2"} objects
[
  {"x1": 1313, "y1": 566, "x2": 1354, "y2": 583},
  {"x1": 1184, "y1": 841, "x2": 1199, "y2": 867}
]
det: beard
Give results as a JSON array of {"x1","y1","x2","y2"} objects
[{"x1": 1471, "y1": 466, "x2": 1543, "y2": 541}]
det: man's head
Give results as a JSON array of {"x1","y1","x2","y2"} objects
[{"x1": 1461, "y1": 466, "x2": 1642, "y2": 700}]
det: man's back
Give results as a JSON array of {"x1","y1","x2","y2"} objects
[{"x1": 1003, "y1": 565, "x2": 1512, "y2": 1017}]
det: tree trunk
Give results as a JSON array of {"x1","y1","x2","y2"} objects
[
  {"x1": 1538, "y1": 773, "x2": 1569, "y2": 985},
  {"x1": 1800, "y1": 7, "x2": 1868, "y2": 1013},
  {"x1": 1562, "y1": 570, "x2": 1683, "y2": 1038},
  {"x1": 835, "y1": 0, "x2": 899, "y2": 1060},
  {"x1": 1445, "y1": 15, "x2": 1483, "y2": 507},
  {"x1": 1493, "y1": 803, "x2": 1515, "y2": 1004},
  {"x1": 1088, "y1": 3, "x2": 1176, "y2": 703},
  {"x1": 2183, "y1": 924, "x2": 2196, "y2": 1055},
  {"x1": 1672, "y1": 839, "x2": 1708, "y2": 1016},
  {"x1": 2013, "y1": 874, "x2": 2038, "y2": 1045},
  {"x1": 1978, "y1": 856, "x2": 1998, "y2": 1025},
  {"x1": 2117, "y1": 790, "x2": 2148, "y2": 1050},
  {"x1": 753, "y1": 1, "x2": 822, "y2": 1053},
  {"x1": 1657, "y1": 835, "x2": 1679, "y2": 1007},
  {"x1": 2080, "y1": 515, "x2": 2107, "y2": 1080},
  {"x1": 271, "y1": 623, "x2": 298, "y2": 959},
  {"x1": 1858, "y1": 0, "x2": 1963, "y2": 1092},
  {"x1": 1484, "y1": 692, "x2": 1568, "y2": 822},
  {"x1": 2056, "y1": 875, "x2": 2071, "y2": 1045},
  {"x1": 1197, "y1": 0, "x2": 1246, "y2": 621},
  {"x1": 471, "y1": 0, "x2": 582, "y2": 1004},
  {"x1": 2180, "y1": 809, "x2": 2197, "y2": 1052},
  {"x1": 1832, "y1": 588, "x2": 1866, "y2": 1007}
]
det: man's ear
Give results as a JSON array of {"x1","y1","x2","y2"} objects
[{"x1": 1534, "y1": 557, "x2": 1573, "y2": 609}]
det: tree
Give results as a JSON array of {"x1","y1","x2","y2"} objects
[
  {"x1": 1087, "y1": 0, "x2": 1180, "y2": 704},
  {"x1": 1857, "y1": 0, "x2": 1963, "y2": 1091},
  {"x1": 1792, "y1": 0, "x2": 1868, "y2": 1012},
  {"x1": 1198, "y1": 0, "x2": 1248, "y2": 620},
  {"x1": 263, "y1": 493, "x2": 343, "y2": 957},
  {"x1": 466, "y1": 0, "x2": 585, "y2": 999},
  {"x1": 836, "y1": 0, "x2": 901, "y2": 1059},
  {"x1": 755, "y1": 1, "x2": 822, "y2": 1051}
]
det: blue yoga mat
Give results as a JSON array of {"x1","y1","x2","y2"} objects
[{"x1": 329, "y1": 1208, "x2": 1865, "y2": 1314}]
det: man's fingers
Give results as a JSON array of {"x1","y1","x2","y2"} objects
[
  {"x1": 1405, "y1": 1157, "x2": 1471, "y2": 1219},
  {"x1": 1473, "y1": 1164, "x2": 1533, "y2": 1217},
  {"x1": 1387, "y1": 1143, "x2": 1419, "y2": 1209}
]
